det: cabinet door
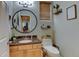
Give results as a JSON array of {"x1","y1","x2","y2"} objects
[
  {"x1": 23, "y1": 50, "x2": 27, "y2": 57},
  {"x1": 33, "y1": 49, "x2": 43, "y2": 57},
  {"x1": 17, "y1": 50, "x2": 24, "y2": 57},
  {"x1": 0, "y1": 1, "x2": 10, "y2": 57},
  {"x1": 9, "y1": 46, "x2": 18, "y2": 57},
  {"x1": 10, "y1": 46, "x2": 18, "y2": 52},
  {"x1": 27, "y1": 49, "x2": 43, "y2": 57},
  {"x1": 26, "y1": 49, "x2": 35, "y2": 57},
  {"x1": 10, "y1": 51, "x2": 18, "y2": 57}
]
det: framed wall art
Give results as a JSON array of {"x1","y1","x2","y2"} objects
[{"x1": 66, "y1": 4, "x2": 77, "y2": 20}]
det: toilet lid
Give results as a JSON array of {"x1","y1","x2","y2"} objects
[{"x1": 43, "y1": 46, "x2": 59, "y2": 54}]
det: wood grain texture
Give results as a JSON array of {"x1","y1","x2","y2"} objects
[
  {"x1": 40, "y1": 1, "x2": 51, "y2": 20},
  {"x1": 9, "y1": 44, "x2": 43, "y2": 57}
]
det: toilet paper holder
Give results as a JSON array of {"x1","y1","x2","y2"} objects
[{"x1": 41, "y1": 24, "x2": 51, "y2": 29}]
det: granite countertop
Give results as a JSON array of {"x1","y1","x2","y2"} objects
[{"x1": 9, "y1": 38, "x2": 42, "y2": 46}]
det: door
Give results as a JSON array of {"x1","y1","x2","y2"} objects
[{"x1": 0, "y1": 1, "x2": 10, "y2": 57}]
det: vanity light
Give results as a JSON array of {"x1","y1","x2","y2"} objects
[{"x1": 18, "y1": 1, "x2": 33, "y2": 8}]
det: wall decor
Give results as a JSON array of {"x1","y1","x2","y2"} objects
[
  {"x1": 53, "y1": 4, "x2": 62, "y2": 15},
  {"x1": 66, "y1": 4, "x2": 77, "y2": 20},
  {"x1": 12, "y1": 9, "x2": 38, "y2": 33}
]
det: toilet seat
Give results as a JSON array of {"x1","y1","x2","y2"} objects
[{"x1": 43, "y1": 46, "x2": 59, "y2": 54}]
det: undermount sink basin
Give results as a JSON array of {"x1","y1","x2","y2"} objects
[{"x1": 18, "y1": 40, "x2": 32, "y2": 43}]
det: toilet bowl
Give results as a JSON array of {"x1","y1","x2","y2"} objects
[
  {"x1": 42, "y1": 39, "x2": 60, "y2": 57},
  {"x1": 43, "y1": 46, "x2": 60, "y2": 57}
]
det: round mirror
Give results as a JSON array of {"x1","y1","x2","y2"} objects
[{"x1": 12, "y1": 9, "x2": 38, "y2": 33}]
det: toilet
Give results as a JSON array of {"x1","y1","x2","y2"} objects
[{"x1": 42, "y1": 38, "x2": 60, "y2": 57}]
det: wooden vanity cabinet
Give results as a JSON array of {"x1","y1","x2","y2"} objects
[{"x1": 9, "y1": 44, "x2": 43, "y2": 57}]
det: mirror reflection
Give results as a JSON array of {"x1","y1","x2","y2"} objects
[{"x1": 12, "y1": 9, "x2": 37, "y2": 33}]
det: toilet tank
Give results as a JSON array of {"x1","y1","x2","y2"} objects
[{"x1": 42, "y1": 39, "x2": 53, "y2": 46}]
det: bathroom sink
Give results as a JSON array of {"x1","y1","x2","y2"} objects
[{"x1": 18, "y1": 40, "x2": 32, "y2": 43}]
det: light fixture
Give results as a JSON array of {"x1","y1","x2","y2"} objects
[{"x1": 18, "y1": 1, "x2": 33, "y2": 8}]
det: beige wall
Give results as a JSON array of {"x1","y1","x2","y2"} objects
[{"x1": 53, "y1": 1, "x2": 79, "y2": 56}]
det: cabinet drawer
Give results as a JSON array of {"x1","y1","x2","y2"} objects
[
  {"x1": 27, "y1": 49, "x2": 43, "y2": 57},
  {"x1": 17, "y1": 50, "x2": 24, "y2": 57},
  {"x1": 33, "y1": 44, "x2": 42, "y2": 49},
  {"x1": 33, "y1": 49, "x2": 43, "y2": 57},
  {"x1": 26, "y1": 54, "x2": 35, "y2": 57},
  {"x1": 10, "y1": 51, "x2": 19, "y2": 57},
  {"x1": 10, "y1": 50, "x2": 24, "y2": 57},
  {"x1": 26, "y1": 49, "x2": 35, "y2": 57},
  {"x1": 23, "y1": 50, "x2": 27, "y2": 57},
  {"x1": 10, "y1": 46, "x2": 18, "y2": 50},
  {"x1": 18, "y1": 45, "x2": 32, "y2": 50},
  {"x1": 10, "y1": 46, "x2": 18, "y2": 52},
  {"x1": 10, "y1": 53, "x2": 18, "y2": 57}
]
